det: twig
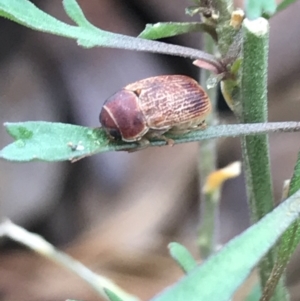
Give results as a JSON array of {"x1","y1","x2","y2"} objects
[
  {"x1": 197, "y1": 32, "x2": 219, "y2": 258},
  {"x1": 0, "y1": 220, "x2": 139, "y2": 301}
]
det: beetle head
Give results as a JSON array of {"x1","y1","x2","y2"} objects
[{"x1": 100, "y1": 89, "x2": 148, "y2": 142}]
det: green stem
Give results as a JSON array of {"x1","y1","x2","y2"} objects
[
  {"x1": 198, "y1": 190, "x2": 220, "y2": 258},
  {"x1": 235, "y1": 18, "x2": 287, "y2": 299},
  {"x1": 197, "y1": 33, "x2": 219, "y2": 258},
  {"x1": 239, "y1": 18, "x2": 272, "y2": 226}
]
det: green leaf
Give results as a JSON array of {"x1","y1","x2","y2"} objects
[
  {"x1": 0, "y1": 0, "x2": 220, "y2": 64},
  {"x1": 262, "y1": 0, "x2": 298, "y2": 19},
  {"x1": 287, "y1": 153, "x2": 300, "y2": 197},
  {"x1": 0, "y1": 0, "x2": 80, "y2": 36},
  {"x1": 62, "y1": 0, "x2": 95, "y2": 29},
  {"x1": 0, "y1": 122, "x2": 109, "y2": 162},
  {"x1": 139, "y1": 22, "x2": 216, "y2": 41},
  {"x1": 168, "y1": 242, "x2": 197, "y2": 273},
  {"x1": 245, "y1": 0, "x2": 277, "y2": 19},
  {"x1": 149, "y1": 189, "x2": 300, "y2": 301},
  {"x1": 261, "y1": 152, "x2": 300, "y2": 300},
  {"x1": 104, "y1": 288, "x2": 125, "y2": 301},
  {"x1": 276, "y1": 0, "x2": 298, "y2": 13},
  {"x1": 0, "y1": 0, "x2": 113, "y2": 48},
  {"x1": 1, "y1": 121, "x2": 300, "y2": 162}
]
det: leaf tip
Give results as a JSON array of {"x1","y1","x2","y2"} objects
[{"x1": 103, "y1": 288, "x2": 124, "y2": 301}]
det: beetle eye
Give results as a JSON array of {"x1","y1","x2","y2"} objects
[{"x1": 108, "y1": 128, "x2": 122, "y2": 140}]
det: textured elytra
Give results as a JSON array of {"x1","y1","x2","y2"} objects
[
  {"x1": 125, "y1": 75, "x2": 211, "y2": 130},
  {"x1": 100, "y1": 75, "x2": 211, "y2": 142}
]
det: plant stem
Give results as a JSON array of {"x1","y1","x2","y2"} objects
[
  {"x1": 2, "y1": 121, "x2": 300, "y2": 162},
  {"x1": 197, "y1": 33, "x2": 219, "y2": 258},
  {"x1": 0, "y1": 220, "x2": 138, "y2": 301},
  {"x1": 110, "y1": 121, "x2": 300, "y2": 151},
  {"x1": 197, "y1": 189, "x2": 220, "y2": 258},
  {"x1": 239, "y1": 19, "x2": 272, "y2": 227},
  {"x1": 106, "y1": 34, "x2": 224, "y2": 71},
  {"x1": 235, "y1": 18, "x2": 287, "y2": 299}
]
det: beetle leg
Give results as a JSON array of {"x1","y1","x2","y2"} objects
[
  {"x1": 126, "y1": 138, "x2": 150, "y2": 152},
  {"x1": 156, "y1": 135, "x2": 175, "y2": 146},
  {"x1": 196, "y1": 120, "x2": 207, "y2": 130},
  {"x1": 145, "y1": 129, "x2": 174, "y2": 146},
  {"x1": 167, "y1": 120, "x2": 207, "y2": 137}
]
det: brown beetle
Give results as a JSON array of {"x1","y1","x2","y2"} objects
[{"x1": 100, "y1": 75, "x2": 211, "y2": 145}]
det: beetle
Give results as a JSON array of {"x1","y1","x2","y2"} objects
[{"x1": 99, "y1": 75, "x2": 211, "y2": 147}]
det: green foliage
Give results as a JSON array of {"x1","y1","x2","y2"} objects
[
  {"x1": 0, "y1": 0, "x2": 299, "y2": 301},
  {"x1": 278, "y1": 152, "x2": 300, "y2": 261},
  {"x1": 104, "y1": 289, "x2": 126, "y2": 301},
  {"x1": 260, "y1": 152, "x2": 300, "y2": 300},
  {"x1": 0, "y1": 122, "x2": 107, "y2": 162},
  {"x1": 0, "y1": 0, "x2": 92, "y2": 41},
  {"x1": 168, "y1": 242, "x2": 197, "y2": 273},
  {"x1": 139, "y1": 22, "x2": 217, "y2": 41},
  {"x1": 0, "y1": 0, "x2": 217, "y2": 61},
  {"x1": 276, "y1": 0, "x2": 299, "y2": 13},
  {"x1": 149, "y1": 189, "x2": 300, "y2": 301},
  {"x1": 245, "y1": 0, "x2": 276, "y2": 19},
  {"x1": 246, "y1": 0, "x2": 298, "y2": 19},
  {"x1": 63, "y1": 0, "x2": 96, "y2": 29},
  {"x1": 1, "y1": 122, "x2": 300, "y2": 161}
]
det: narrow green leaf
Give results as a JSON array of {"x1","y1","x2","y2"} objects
[
  {"x1": 168, "y1": 242, "x2": 197, "y2": 273},
  {"x1": 245, "y1": 0, "x2": 277, "y2": 19},
  {"x1": 261, "y1": 152, "x2": 300, "y2": 300},
  {"x1": 0, "y1": 0, "x2": 81, "y2": 36},
  {"x1": 0, "y1": 122, "x2": 108, "y2": 162},
  {"x1": 139, "y1": 22, "x2": 216, "y2": 41},
  {"x1": 288, "y1": 153, "x2": 300, "y2": 196},
  {"x1": 62, "y1": 0, "x2": 95, "y2": 29},
  {"x1": 276, "y1": 0, "x2": 298, "y2": 13},
  {"x1": 1, "y1": 121, "x2": 300, "y2": 162},
  {"x1": 149, "y1": 189, "x2": 300, "y2": 301},
  {"x1": 263, "y1": 0, "x2": 297, "y2": 19},
  {"x1": 104, "y1": 288, "x2": 125, "y2": 301},
  {"x1": 0, "y1": 0, "x2": 221, "y2": 66}
]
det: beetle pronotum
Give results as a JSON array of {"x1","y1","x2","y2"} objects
[{"x1": 100, "y1": 75, "x2": 211, "y2": 147}]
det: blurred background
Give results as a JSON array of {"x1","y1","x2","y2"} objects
[{"x1": 1, "y1": 0, "x2": 300, "y2": 300}]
